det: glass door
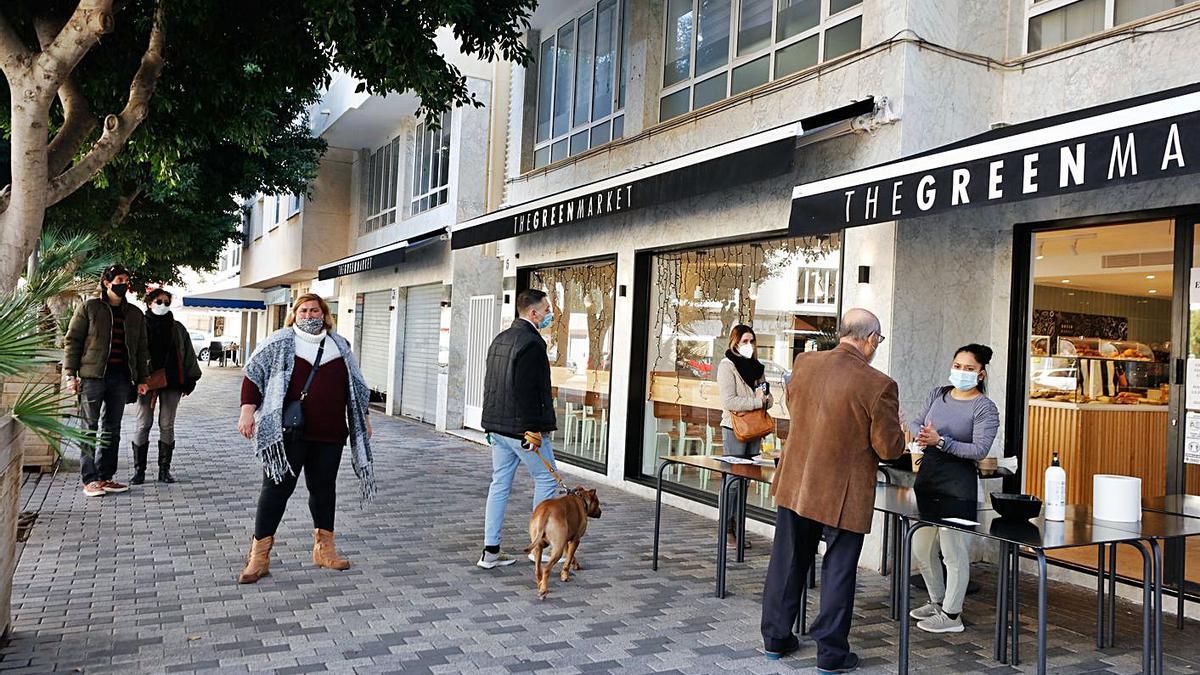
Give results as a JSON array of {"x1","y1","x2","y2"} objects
[
  {"x1": 1025, "y1": 220, "x2": 1176, "y2": 580},
  {"x1": 1175, "y1": 219, "x2": 1200, "y2": 591}
]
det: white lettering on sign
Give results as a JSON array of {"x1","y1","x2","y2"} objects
[
  {"x1": 338, "y1": 258, "x2": 373, "y2": 277},
  {"x1": 510, "y1": 184, "x2": 634, "y2": 236}
]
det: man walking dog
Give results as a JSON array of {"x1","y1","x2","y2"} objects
[{"x1": 477, "y1": 289, "x2": 561, "y2": 569}]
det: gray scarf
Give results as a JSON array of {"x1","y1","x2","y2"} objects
[{"x1": 243, "y1": 328, "x2": 376, "y2": 501}]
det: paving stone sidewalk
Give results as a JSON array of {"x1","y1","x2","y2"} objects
[{"x1": 2, "y1": 367, "x2": 1200, "y2": 673}]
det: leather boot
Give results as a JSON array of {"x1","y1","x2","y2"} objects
[
  {"x1": 312, "y1": 529, "x2": 351, "y2": 570},
  {"x1": 130, "y1": 443, "x2": 149, "y2": 485},
  {"x1": 157, "y1": 441, "x2": 176, "y2": 483},
  {"x1": 237, "y1": 536, "x2": 273, "y2": 583}
]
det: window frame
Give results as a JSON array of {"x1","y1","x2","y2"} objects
[
  {"x1": 288, "y1": 193, "x2": 302, "y2": 217},
  {"x1": 1025, "y1": 0, "x2": 1195, "y2": 53},
  {"x1": 658, "y1": 0, "x2": 864, "y2": 122},
  {"x1": 411, "y1": 110, "x2": 452, "y2": 216},
  {"x1": 533, "y1": 0, "x2": 630, "y2": 169},
  {"x1": 359, "y1": 135, "x2": 401, "y2": 235}
]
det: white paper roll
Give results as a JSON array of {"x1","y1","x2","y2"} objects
[{"x1": 1093, "y1": 474, "x2": 1142, "y2": 522}]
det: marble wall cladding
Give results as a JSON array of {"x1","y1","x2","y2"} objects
[
  {"x1": 454, "y1": 78, "x2": 493, "y2": 224},
  {"x1": 444, "y1": 248, "x2": 504, "y2": 431}
]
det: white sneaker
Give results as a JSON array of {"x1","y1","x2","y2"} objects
[
  {"x1": 476, "y1": 550, "x2": 517, "y2": 569},
  {"x1": 917, "y1": 608, "x2": 964, "y2": 633},
  {"x1": 909, "y1": 602, "x2": 940, "y2": 621},
  {"x1": 528, "y1": 551, "x2": 553, "y2": 564}
]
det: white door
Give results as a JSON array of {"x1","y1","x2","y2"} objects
[
  {"x1": 401, "y1": 284, "x2": 442, "y2": 423},
  {"x1": 358, "y1": 290, "x2": 392, "y2": 399},
  {"x1": 464, "y1": 295, "x2": 497, "y2": 430}
]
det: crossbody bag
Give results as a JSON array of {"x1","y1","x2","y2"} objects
[{"x1": 282, "y1": 337, "x2": 326, "y2": 443}]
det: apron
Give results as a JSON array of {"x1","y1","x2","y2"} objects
[{"x1": 913, "y1": 448, "x2": 977, "y2": 502}]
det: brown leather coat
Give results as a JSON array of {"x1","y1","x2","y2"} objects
[{"x1": 769, "y1": 343, "x2": 905, "y2": 533}]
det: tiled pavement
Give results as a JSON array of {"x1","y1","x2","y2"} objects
[{"x1": 3, "y1": 367, "x2": 1200, "y2": 673}]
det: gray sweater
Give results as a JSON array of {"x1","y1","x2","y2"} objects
[{"x1": 907, "y1": 387, "x2": 1000, "y2": 460}]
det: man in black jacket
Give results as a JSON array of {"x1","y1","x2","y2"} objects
[{"x1": 477, "y1": 289, "x2": 561, "y2": 569}]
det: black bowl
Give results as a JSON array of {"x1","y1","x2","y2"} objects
[{"x1": 990, "y1": 493, "x2": 1042, "y2": 521}]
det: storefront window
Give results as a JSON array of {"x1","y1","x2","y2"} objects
[
  {"x1": 526, "y1": 261, "x2": 616, "y2": 468},
  {"x1": 640, "y1": 234, "x2": 841, "y2": 506}
]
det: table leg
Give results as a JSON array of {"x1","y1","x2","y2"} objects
[
  {"x1": 1011, "y1": 543, "x2": 1020, "y2": 667},
  {"x1": 736, "y1": 477, "x2": 747, "y2": 564},
  {"x1": 652, "y1": 460, "x2": 670, "y2": 572},
  {"x1": 1126, "y1": 542, "x2": 1153, "y2": 675},
  {"x1": 799, "y1": 576, "x2": 810, "y2": 635},
  {"x1": 996, "y1": 540, "x2": 1009, "y2": 663},
  {"x1": 1178, "y1": 537, "x2": 1186, "y2": 631},
  {"x1": 881, "y1": 511, "x2": 890, "y2": 576},
  {"x1": 891, "y1": 513, "x2": 903, "y2": 621},
  {"x1": 1036, "y1": 550, "x2": 1047, "y2": 675},
  {"x1": 1107, "y1": 543, "x2": 1118, "y2": 648},
  {"x1": 715, "y1": 474, "x2": 729, "y2": 599},
  {"x1": 1096, "y1": 544, "x2": 1106, "y2": 649},
  {"x1": 1152, "y1": 539, "x2": 1163, "y2": 675},
  {"x1": 898, "y1": 519, "x2": 926, "y2": 675}
]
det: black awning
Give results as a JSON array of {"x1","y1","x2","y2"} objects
[
  {"x1": 789, "y1": 82, "x2": 1200, "y2": 234},
  {"x1": 317, "y1": 229, "x2": 446, "y2": 280},
  {"x1": 451, "y1": 97, "x2": 876, "y2": 250}
]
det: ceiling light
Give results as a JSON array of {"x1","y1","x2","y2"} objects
[
  {"x1": 1149, "y1": 289, "x2": 1158, "y2": 294},
  {"x1": 1061, "y1": 279, "x2": 1071, "y2": 284},
  {"x1": 1146, "y1": 275, "x2": 1156, "y2": 280}
]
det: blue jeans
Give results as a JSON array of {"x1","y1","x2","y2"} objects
[{"x1": 483, "y1": 433, "x2": 560, "y2": 547}]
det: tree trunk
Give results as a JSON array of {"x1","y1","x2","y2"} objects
[{"x1": 0, "y1": 89, "x2": 50, "y2": 288}]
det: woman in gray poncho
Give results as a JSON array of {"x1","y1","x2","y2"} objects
[{"x1": 235, "y1": 293, "x2": 375, "y2": 584}]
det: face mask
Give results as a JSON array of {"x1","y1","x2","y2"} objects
[
  {"x1": 296, "y1": 317, "x2": 324, "y2": 335},
  {"x1": 109, "y1": 283, "x2": 128, "y2": 298},
  {"x1": 150, "y1": 303, "x2": 170, "y2": 316},
  {"x1": 949, "y1": 369, "x2": 979, "y2": 391},
  {"x1": 537, "y1": 310, "x2": 553, "y2": 330},
  {"x1": 737, "y1": 343, "x2": 755, "y2": 359}
]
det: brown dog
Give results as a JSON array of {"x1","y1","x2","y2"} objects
[{"x1": 524, "y1": 486, "x2": 602, "y2": 599}]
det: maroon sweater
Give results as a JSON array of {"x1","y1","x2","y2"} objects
[{"x1": 241, "y1": 357, "x2": 349, "y2": 445}]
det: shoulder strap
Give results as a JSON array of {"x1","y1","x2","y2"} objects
[{"x1": 299, "y1": 338, "x2": 326, "y2": 401}]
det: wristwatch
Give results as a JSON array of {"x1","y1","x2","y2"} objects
[{"x1": 936, "y1": 438, "x2": 947, "y2": 451}]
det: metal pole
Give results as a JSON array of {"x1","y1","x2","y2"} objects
[
  {"x1": 1096, "y1": 544, "x2": 1106, "y2": 649},
  {"x1": 1154, "y1": 539, "x2": 1164, "y2": 675},
  {"x1": 1036, "y1": 551, "x2": 1048, "y2": 675},
  {"x1": 736, "y1": 477, "x2": 747, "y2": 563},
  {"x1": 1011, "y1": 544, "x2": 1020, "y2": 666},
  {"x1": 715, "y1": 474, "x2": 729, "y2": 598},
  {"x1": 653, "y1": 461, "x2": 669, "y2": 571},
  {"x1": 898, "y1": 520, "x2": 921, "y2": 675},
  {"x1": 996, "y1": 540, "x2": 1009, "y2": 663},
  {"x1": 1108, "y1": 543, "x2": 1118, "y2": 647}
]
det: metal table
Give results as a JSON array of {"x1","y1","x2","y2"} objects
[
  {"x1": 1142, "y1": 493, "x2": 1200, "y2": 628},
  {"x1": 652, "y1": 455, "x2": 774, "y2": 598},
  {"x1": 881, "y1": 484, "x2": 1189, "y2": 675}
]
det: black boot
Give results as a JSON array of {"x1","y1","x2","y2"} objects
[
  {"x1": 130, "y1": 443, "x2": 149, "y2": 485},
  {"x1": 157, "y1": 441, "x2": 176, "y2": 483}
]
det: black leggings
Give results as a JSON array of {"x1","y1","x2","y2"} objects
[{"x1": 254, "y1": 438, "x2": 343, "y2": 540}]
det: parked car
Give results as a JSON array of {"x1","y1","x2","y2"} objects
[{"x1": 189, "y1": 331, "x2": 237, "y2": 362}]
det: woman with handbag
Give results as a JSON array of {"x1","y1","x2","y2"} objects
[
  {"x1": 717, "y1": 324, "x2": 773, "y2": 548},
  {"x1": 906, "y1": 344, "x2": 1000, "y2": 634},
  {"x1": 235, "y1": 293, "x2": 375, "y2": 584},
  {"x1": 131, "y1": 288, "x2": 201, "y2": 485}
]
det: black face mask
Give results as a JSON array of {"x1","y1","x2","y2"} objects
[{"x1": 109, "y1": 283, "x2": 129, "y2": 298}]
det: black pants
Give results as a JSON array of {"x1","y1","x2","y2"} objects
[
  {"x1": 761, "y1": 507, "x2": 864, "y2": 669},
  {"x1": 79, "y1": 371, "x2": 132, "y2": 484},
  {"x1": 253, "y1": 438, "x2": 343, "y2": 540}
]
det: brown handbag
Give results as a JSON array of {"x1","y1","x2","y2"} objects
[
  {"x1": 730, "y1": 407, "x2": 774, "y2": 442},
  {"x1": 146, "y1": 368, "x2": 168, "y2": 391}
]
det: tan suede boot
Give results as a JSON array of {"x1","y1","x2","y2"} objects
[
  {"x1": 237, "y1": 536, "x2": 273, "y2": 584},
  {"x1": 312, "y1": 528, "x2": 350, "y2": 570}
]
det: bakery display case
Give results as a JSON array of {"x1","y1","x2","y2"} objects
[{"x1": 1028, "y1": 336, "x2": 1169, "y2": 406}]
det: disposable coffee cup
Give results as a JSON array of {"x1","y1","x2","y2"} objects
[{"x1": 908, "y1": 442, "x2": 924, "y2": 473}]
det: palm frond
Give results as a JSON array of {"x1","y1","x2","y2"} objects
[
  {"x1": 10, "y1": 382, "x2": 94, "y2": 454},
  {"x1": 0, "y1": 291, "x2": 55, "y2": 376}
]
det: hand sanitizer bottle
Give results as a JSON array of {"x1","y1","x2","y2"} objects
[{"x1": 1044, "y1": 452, "x2": 1066, "y2": 521}]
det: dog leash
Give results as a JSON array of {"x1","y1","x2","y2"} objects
[{"x1": 519, "y1": 437, "x2": 570, "y2": 495}]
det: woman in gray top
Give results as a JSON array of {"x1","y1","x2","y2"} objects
[
  {"x1": 906, "y1": 344, "x2": 1001, "y2": 635},
  {"x1": 717, "y1": 324, "x2": 773, "y2": 547}
]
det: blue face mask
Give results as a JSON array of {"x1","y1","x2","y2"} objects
[
  {"x1": 949, "y1": 369, "x2": 979, "y2": 391},
  {"x1": 537, "y1": 310, "x2": 554, "y2": 330}
]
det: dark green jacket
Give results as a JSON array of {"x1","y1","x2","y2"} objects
[{"x1": 64, "y1": 297, "x2": 150, "y2": 384}]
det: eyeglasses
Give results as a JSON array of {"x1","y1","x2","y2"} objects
[
  {"x1": 874, "y1": 333, "x2": 886, "y2": 344},
  {"x1": 153, "y1": 299, "x2": 170, "y2": 306}
]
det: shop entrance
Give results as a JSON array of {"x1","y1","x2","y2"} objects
[{"x1": 1019, "y1": 218, "x2": 1196, "y2": 584}]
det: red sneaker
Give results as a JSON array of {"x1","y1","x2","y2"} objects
[
  {"x1": 100, "y1": 480, "x2": 129, "y2": 494},
  {"x1": 83, "y1": 481, "x2": 106, "y2": 497}
]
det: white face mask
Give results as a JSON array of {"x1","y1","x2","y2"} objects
[
  {"x1": 150, "y1": 304, "x2": 170, "y2": 316},
  {"x1": 736, "y1": 343, "x2": 755, "y2": 359},
  {"x1": 949, "y1": 369, "x2": 979, "y2": 391}
]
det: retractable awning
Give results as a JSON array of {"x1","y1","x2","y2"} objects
[
  {"x1": 181, "y1": 286, "x2": 266, "y2": 311},
  {"x1": 317, "y1": 229, "x2": 447, "y2": 280},
  {"x1": 451, "y1": 97, "x2": 877, "y2": 250},
  {"x1": 789, "y1": 82, "x2": 1200, "y2": 234}
]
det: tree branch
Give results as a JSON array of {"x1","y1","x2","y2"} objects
[
  {"x1": 36, "y1": 0, "x2": 115, "y2": 95},
  {"x1": 0, "y1": 12, "x2": 32, "y2": 82},
  {"x1": 110, "y1": 185, "x2": 142, "y2": 227},
  {"x1": 35, "y1": 17, "x2": 99, "y2": 176},
  {"x1": 45, "y1": 2, "x2": 164, "y2": 209}
]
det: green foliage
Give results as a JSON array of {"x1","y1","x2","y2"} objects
[
  {"x1": 11, "y1": 381, "x2": 94, "y2": 453},
  {"x1": 1, "y1": 0, "x2": 537, "y2": 284}
]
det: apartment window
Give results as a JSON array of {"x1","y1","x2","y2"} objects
[
  {"x1": 242, "y1": 207, "x2": 255, "y2": 245},
  {"x1": 1027, "y1": 0, "x2": 1194, "y2": 52},
  {"x1": 360, "y1": 136, "x2": 400, "y2": 234},
  {"x1": 230, "y1": 244, "x2": 240, "y2": 268},
  {"x1": 533, "y1": 0, "x2": 630, "y2": 169},
  {"x1": 412, "y1": 111, "x2": 451, "y2": 215},
  {"x1": 288, "y1": 193, "x2": 302, "y2": 216},
  {"x1": 660, "y1": 0, "x2": 863, "y2": 122}
]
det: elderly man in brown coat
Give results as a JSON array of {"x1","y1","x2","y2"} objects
[{"x1": 762, "y1": 308, "x2": 905, "y2": 672}]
